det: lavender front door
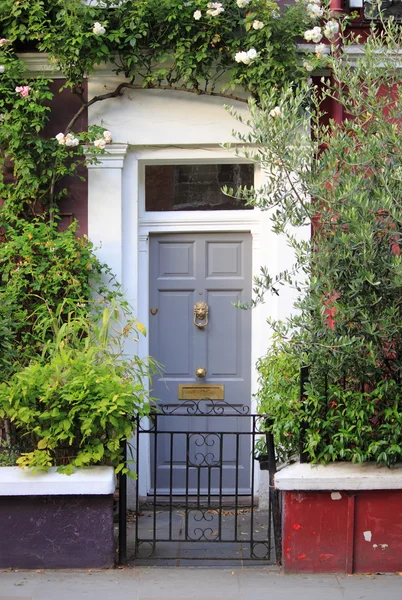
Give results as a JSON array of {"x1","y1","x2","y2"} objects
[{"x1": 149, "y1": 232, "x2": 252, "y2": 495}]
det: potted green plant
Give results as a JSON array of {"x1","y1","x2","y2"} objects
[
  {"x1": 0, "y1": 301, "x2": 155, "y2": 569},
  {"x1": 254, "y1": 437, "x2": 270, "y2": 470}
]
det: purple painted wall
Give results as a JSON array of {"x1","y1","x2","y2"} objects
[{"x1": 0, "y1": 495, "x2": 115, "y2": 569}]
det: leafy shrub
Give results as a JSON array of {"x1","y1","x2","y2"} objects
[
  {"x1": 0, "y1": 438, "x2": 20, "y2": 466},
  {"x1": 231, "y1": 13, "x2": 402, "y2": 466},
  {"x1": 255, "y1": 342, "x2": 301, "y2": 462},
  {"x1": 0, "y1": 304, "x2": 155, "y2": 475},
  {"x1": 0, "y1": 217, "x2": 121, "y2": 382}
]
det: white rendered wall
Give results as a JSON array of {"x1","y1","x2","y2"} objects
[
  {"x1": 88, "y1": 82, "x2": 250, "y2": 146},
  {"x1": 87, "y1": 75, "x2": 308, "y2": 507}
]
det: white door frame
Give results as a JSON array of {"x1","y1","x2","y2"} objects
[
  {"x1": 88, "y1": 144, "x2": 277, "y2": 502},
  {"x1": 133, "y1": 147, "x2": 271, "y2": 497}
]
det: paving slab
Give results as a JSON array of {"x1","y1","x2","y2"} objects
[
  {"x1": 1, "y1": 568, "x2": 402, "y2": 600},
  {"x1": 127, "y1": 508, "x2": 275, "y2": 566},
  {"x1": 336, "y1": 573, "x2": 402, "y2": 600},
  {"x1": 237, "y1": 570, "x2": 345, "y2": 600}
]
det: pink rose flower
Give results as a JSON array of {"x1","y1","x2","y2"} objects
[
  {"x1": 15, "y1": 86, "x2": 32, "y2": 97},
  {"x1": 0, "y1": 39, "x2": 12, "y2": 47}
]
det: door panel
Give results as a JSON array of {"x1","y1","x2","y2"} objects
[
  {"x1": 158, "y1": 292, "x2": 193, "y2": 375},
  {"x1": 149, "y1": 232, "x2": 252, "y2": 495},
  {"x1": 206, "y1": 241, "x2": 242, "y2": 277},
  {"x1": 158, "y1": 241, "x2": 195, "y2": 278},
  {"x1": 207, "y1": 291, "x2": 241, "y2": 376}
]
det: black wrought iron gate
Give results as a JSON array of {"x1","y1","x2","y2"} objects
[{"x1": 118, "y1": 400, "x2": 281, "y2": 564}]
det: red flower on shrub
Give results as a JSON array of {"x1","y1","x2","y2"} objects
[
  {"x1": 391, "y1": 237, "x2": 400, "y2": 256},
  {"x1": 324, "y1": 291, "x2": 340, "y2": 330}
]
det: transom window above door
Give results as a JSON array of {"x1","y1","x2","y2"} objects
[{"x1": 145, "y1": 164, "x2": 254, "y2": 211}]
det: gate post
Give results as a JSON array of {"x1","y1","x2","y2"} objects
[
  {"x1": 299, "y1": 366, "x2": 310, "y2": 464},
  {"x1": 265, "y1": 421, "x2": 282, "y2": 564},
  {"x1": 118, "y1": 439, "x2": 127, "y2": 564}
]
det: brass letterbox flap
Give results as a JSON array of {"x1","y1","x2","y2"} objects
[{"x1": 178, "y1": 384, "x2": 224, "y2": 400}]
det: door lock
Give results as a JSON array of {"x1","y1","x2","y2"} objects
[{"x1": 196, "y1": 368, "x2": 207, "y2": 378}]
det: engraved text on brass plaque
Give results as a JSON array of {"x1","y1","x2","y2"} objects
[{"x1": 178, "y1": 384, "x2": 224, "y2": 400}]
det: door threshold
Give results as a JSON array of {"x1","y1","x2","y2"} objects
[{"x1": 138, "y1": 495, "x2": 257, "y2": 508}]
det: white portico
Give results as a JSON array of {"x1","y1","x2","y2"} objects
[{"x1": 86, "y1": 78, "x2": 304, "y2": 504}]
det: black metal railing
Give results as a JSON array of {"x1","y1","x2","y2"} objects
[
  {"x1": 299, "y1": 366, "x2": 310, "y2": 464},
  {"x1": 118, "y1": 399, "x2": 281, "y2": 564}
]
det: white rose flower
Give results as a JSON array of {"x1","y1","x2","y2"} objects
[
  {"x1": 0, "y1": 114, "x2": 5, "y2": 122},
  {"x1": 304, "y1": 26, "x2": 322, "y2": 43},
  {"x1": 269, "y1": 106, "x2": 283, "y2": 118},
  {"x1": 235, "y1": 51, "x2": 248, "y2": 63},
  {"x1": 193, "y1": 10, "x2": 202, "y2": 19},
  {"x1": 92, "y1": 22, "x2": 106, "y2": 35},
  {"x1": 252, "y1": 20, "x2": 265, "y2": 30},
  {"x1": 323, "y1": 19, "x2": 339, "y2": 39},
  {"x1": 306, "y1": 3, "x2": 324, "y2": 18},
  {"x1": 206, "y1": 2, "x2": 224, "y2": 15},
  {"x1": 315, "y1": 43, "x2": 327, "y2": 57},
  {"x1": 247, "y1": 48, "x2": 258, "y2": 60},
  {"x1": 55, "y1": 133, "x2": 66, "y2": 145},
  {"x1": 103, "y1": 130, "x2": 113, "y2": 143},
  {"x1": 237, "y1": 0, "x2": 250, "y2": 6},
  {"x1": 235, "y1": 48, "x2": 258, "y2": 64},
  {"x1": 94, "y1": 138, "x2": 107, "y2": 150},
  {"x1": 65, "y1": 133, "x2": 79, "y2": 147},
  {"x1": 0, "y1": 65, "x2": 5, "y2": 74},
  {"x1": 303, "y1": 61, "x2": 314, "y2": 72}
]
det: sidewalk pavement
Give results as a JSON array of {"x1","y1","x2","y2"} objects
[{"x1": 1, "y1": 567, "x2": 402, "y2": 600}]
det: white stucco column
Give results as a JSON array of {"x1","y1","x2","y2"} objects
[{"x1": 87, "y1": 144, "x2": 129, "y2": 284}]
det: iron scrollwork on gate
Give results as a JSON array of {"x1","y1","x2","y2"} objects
[
  {"x1": 160, "y1": 398, "x2": 250, "y2": 416},
  {"x1": 119, "y1": 399, "x2": 280, "y2": 564},
  {"x1": 188, "y1": 432, "x2": 222, "y2": 468}
]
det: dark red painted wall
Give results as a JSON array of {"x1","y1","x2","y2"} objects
[
  {"x1": 283, "y1": 489, "x2": 402, "y2": 573},
  {"x1": 283, "y1": 491, "x2": 350, "y2": 572},
  {"x1": 354, "y1": 491, "x2": 402, "y2": 573}
]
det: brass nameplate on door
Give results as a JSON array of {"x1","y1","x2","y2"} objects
[{"x1": 178, "y1": 384, "x2": 224, "y2": 400}]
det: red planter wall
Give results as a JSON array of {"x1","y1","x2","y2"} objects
[{"x1": 282, "y1": 490, "x2": 402, "y2": 573}]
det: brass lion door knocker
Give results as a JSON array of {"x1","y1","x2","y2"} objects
[{"x1": 193, "y1": 301, "x2": 209, "y2": 329}]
